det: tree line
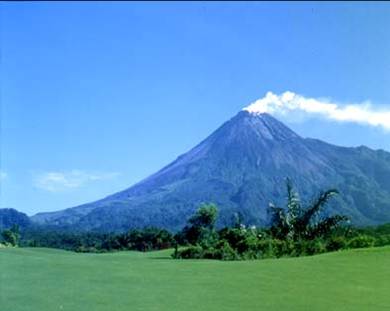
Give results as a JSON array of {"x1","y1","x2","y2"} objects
[{"x1": 1, "y1": 179, "x2": 390, "y2": 259}]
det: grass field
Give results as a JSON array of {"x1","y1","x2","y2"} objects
[{"x1": 1, "y1": 247, "x2": 389, "y2": 311}]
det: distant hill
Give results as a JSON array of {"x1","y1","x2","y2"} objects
[
  {"x1": 31, "y1": 111, "x2": 390, "y2": 231},
  {"x1": 0, "y1": 208, "x2": 31, "y2": 230}
]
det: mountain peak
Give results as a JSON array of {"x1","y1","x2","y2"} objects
[
  {"x1": 31, "y1": 107, "x2": 390, "y2": 231},
  {"x1": 225, "y1": 110, "x2": 300, "y2": 142}
]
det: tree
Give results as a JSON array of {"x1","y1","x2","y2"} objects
[
  {"x1": 181, "y1": 203, "x2": 218, "y2": 245},
  {"x1": 269, "y1": 179, "x2": 347, "y2": 241},
  {"x1": 1, "y1": 224, "x2": 20, "y2": 246},
  {"x1": 188, "y1": 203, "x2": 218, "y2": 229}
]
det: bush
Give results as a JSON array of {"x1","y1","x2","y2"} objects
[
  {"x1": 174, "y1": 245, "x2": 204, "y2": 259},
  {"x1": 218, "y1": 228, "x2": 246, "y2": 250},
  {"x1": 202, "y1": 247, "x2": 218, "y2": 259},
  {"x1": 241, "y1": 249, "x2": 262, "y2": 260},
  {"x1": 326, "y1": 236, "x2": 347, "y2": 252},
  {"x1": 257, "y1": 239, "x2": 276, "y2": 258},
  {"x1": 254, "y1": 238, "x2": 294, "y2": 258},
  {"x1": 172, "y1": 240, "x2": 240, "y2": 261},
  {"x1": 215, "y1": 240, "x2": 239, "y2": 261},
  {"x1": 235, "y1": 235, "x2": 257, "y2": 254},
  {"x1": 74, "y1": 246, "x2": 106, "y2": 253},
  {"x1": 272, "y1": 239, "x2": 294, "y2": 257},
  {"x1": 374, "y1": 235, "x2": 390, "y2": 247},
  {"x1": 218, "y1": 226, "x2": 264, "y2": 259},
  {"x1": 304, "y1": 239, "x2": 326, "y2": 255},
  {"x1": 347, "y1": 235, "x2": 376, "y2": 249}
]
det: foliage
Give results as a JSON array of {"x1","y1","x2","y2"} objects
[
  {"x1": 174, "y1": 245, "x2": 204, "y2": 259},
  {"x1": 173, "y1": 180, "x2": 351, "y2": 260},
  {"x1": 268, "y1": 178, "x2": 347, "y2": 241},
  {"x1": 347, "y1": 235, "x2": 376, "y2": 249},
  {"x1": 1, "y1": 224, "x2": 20, "y2": 246},
  {"x1": 173, "y1": 194, "x2": 390, "y2": 260},
  {"x1": 172, "y1": 180, "x2": 384, "y2": 260},
  {"x1": 21, "y1": 227, "x2": 174, "y2": 253},
  {"x1": 5, "y1": 180, "x2": 390, "y2": 260},
  {"x1": 325, "y1": 236, "x2": 347, "y2": 252},
  {"x1": 351, "y1": 223, "x2": 390, "y2": 247},
  {"x1": 181, "y1": 203, "x2": 218, "y2": 246}
]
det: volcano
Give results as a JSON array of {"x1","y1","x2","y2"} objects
[{"x1": 32, "y1": 111, "x2": 390, "y2": 231}]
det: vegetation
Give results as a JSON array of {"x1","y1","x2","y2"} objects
[
  {"x1": 268, "y1": 179, "x2": 347, "y2": 241},
  {"x1": 1, "y1": 246, "x2": 389, "y2": 311},
  {"x1": 173, "y1": 180, "x2": 390, "y2": 260},
  {"x1": 4, "y1": 215, "x2": 386, "y2": 259},
  {"x1": 1, "y1": 224, "x2": 20, "y2": 246},
  {"x1": 5, "y1": 227, "x2": 174, "y2": 253},
  {"x1": 2, "y1": 180, "x2": 390, "y2": 260},
  {"x1": 174, "y1": 181, "x2": 341, "y2": 259}
]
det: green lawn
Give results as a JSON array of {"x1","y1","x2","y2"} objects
[{"x1": 1, "y1": 247, "x2": 389, "y2": 311}]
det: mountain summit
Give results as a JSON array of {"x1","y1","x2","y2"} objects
[{"x1": 32, "y1": 111, "x2": 390, "y2": 231}]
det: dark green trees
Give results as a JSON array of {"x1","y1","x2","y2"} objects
[
  {"x1": 1, "y1": 224, "x2": 20, "y2": 246},
  {"x1": 180, "y1": 203, "x2": 218, "y2": 246}
]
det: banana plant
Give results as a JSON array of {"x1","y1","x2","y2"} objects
[{"x1": 269, "y1": 179, "x2": 347, "y2": 241}]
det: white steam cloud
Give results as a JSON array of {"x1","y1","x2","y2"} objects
[{"x1": 243, "y1": 91, "x2": 390, "y2": 131}]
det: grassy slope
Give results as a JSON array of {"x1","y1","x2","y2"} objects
[{"x1": 1, "y1": 247, "x2": 389, "y2": 311}]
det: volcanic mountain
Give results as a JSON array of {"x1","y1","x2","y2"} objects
[{"x1": 31, "y1": 111, "x2": 390, "y2": 231}]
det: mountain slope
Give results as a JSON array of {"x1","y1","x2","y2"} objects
[
  {"x1": 0, "y1": 208, "x2": 31, "y2": 230},
  {"x1": 31, "y1": 111, "x2": 390, "y2": 231}
]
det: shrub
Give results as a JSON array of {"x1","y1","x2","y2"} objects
[
  {"x1": 347, "y1": 235, "x2": 376, "y2": 249},
  {"x1": 374, "y1": 235, "x2": 390, "y2": 247},
  {"x1": 215, "y1": 240, "x2": 239, "y2": 261},
  {"x1": 326, "y1": 236, "x2": 347, "y2": 252},
  {"x1": 241, "y1": 249, "x2": 262, "y2": 260},
  {"x1": 271, "y1": 239, "x2": 294, "y2": 257},
  {"x1": 254, "y1": 238, "x2": 293, "y2": 258},
  {"x1": 75, "y1": 246, "x2": 99, "y2": 253},
  {"x1": 202, "y1": 247, "x2": 218, "y2": 259},
  {"x1": 218, "y1": 228, "x2": 246, "y2": 250},
  {"x1": 257, "y1": 239, "x2": 276, "y2": 258},
  {"x1": 236, "y1": 235, "x2": 258, "y2": 254},
  {"x1": 173, "y1": 241, "x2": 240, "y2": 261},
  {"x1": 174, "y1": 245, "x2": 204, "y2": 259},
  {"x1": 304, "y1": 239, "x2": 326, "y2": 255}
]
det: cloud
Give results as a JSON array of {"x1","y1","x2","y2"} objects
[
  {"x1": 243, "y1": 91, "x2": 390, "y2": 131},
  {"x1": 34, "y1": 170, "x2": 120, "y2": 192}
]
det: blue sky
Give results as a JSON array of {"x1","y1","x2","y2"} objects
[{"x1": 1, "y1": 2, "x2": 390, "y2": 215}]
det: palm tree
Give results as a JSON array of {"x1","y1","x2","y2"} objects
[{"x1": 269, "y1": 178, "x2": 347, "y2": 241}]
